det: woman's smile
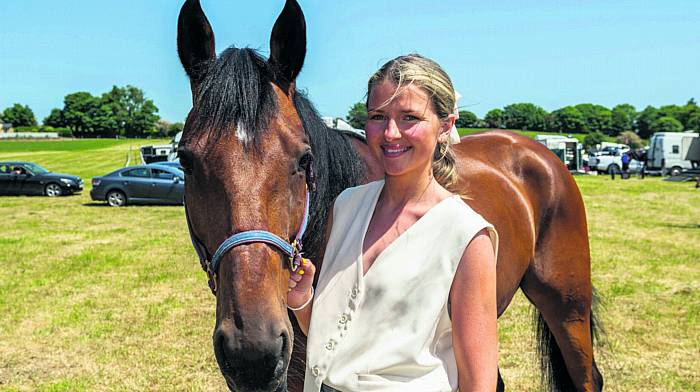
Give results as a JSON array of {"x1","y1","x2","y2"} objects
[{"x1": 381, "y1": 144, "x2": 412, "y2": 158}]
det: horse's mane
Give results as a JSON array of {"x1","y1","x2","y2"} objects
[
  {"x1": 189, "y1": 46, "x2": 366, "y2": 260},
  {"x1": 189, "y1": 47, "x2": 278, "y2": 144},
  {"x1": 293, "y1": 92, "x2": 366, "y2": 261}
]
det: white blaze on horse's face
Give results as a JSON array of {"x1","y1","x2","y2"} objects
[{"x1": 236, "y1": 123, "x2": 251, "y2": 144}]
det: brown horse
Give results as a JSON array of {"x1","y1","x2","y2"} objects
[{"x1": 176, "y1": 1, "x2": 603, "y2": 391}]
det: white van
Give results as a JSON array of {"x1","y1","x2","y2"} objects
[{"x1": 647, "y1": 132, "x2": 700, "y2": 176}]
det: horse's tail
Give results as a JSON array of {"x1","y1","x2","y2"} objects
[{"x1": 534, "y1": 288, "x2": 604, "y2": 392}]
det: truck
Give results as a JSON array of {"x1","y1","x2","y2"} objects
[{"x1": 646, "y1": 131, "x2": 700, "y2": 176}]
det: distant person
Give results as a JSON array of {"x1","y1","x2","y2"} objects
[{"x1": 621, "y1": 152, "x2": 630, "y2": 179}]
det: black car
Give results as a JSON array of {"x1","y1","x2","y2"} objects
[
  {"x1": 90, "y1": 164, "x2": 184, "y2": 207},
  {"x1": 0, "y1": 161, "x2": 83, "y2": 196}
]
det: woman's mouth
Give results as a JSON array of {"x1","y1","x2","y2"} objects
[{"x1": 381, "y1": 145, "x2": 412, "y2": 158}]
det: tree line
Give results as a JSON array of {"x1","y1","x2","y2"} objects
[
  {"x1": 1, "y1": 85, "x2": 182, "y2": 138},
  {"x1": 346, "y1": 99, "x2": 700, "y2": 141}
]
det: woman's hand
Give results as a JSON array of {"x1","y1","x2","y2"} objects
[{"x1": 287, "y1": 258, "x2": 316, "y2": 309}]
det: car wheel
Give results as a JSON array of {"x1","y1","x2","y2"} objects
[
  {"x1": 670, "y1": 166, "x2": 683, "y2": 176},
  {"x1": 45, "y1": 183, "x2": 62, "y2": 197},
  {"x1": 106, "y1": 190, "x2": 126, "y2": 207},
  {"x1": 607, "y1": 164, "x2": 620, "y2": 174}
]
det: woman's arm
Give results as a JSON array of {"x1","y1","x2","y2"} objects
[{"x1": 450, "y1": 228, "x2": 498, "y2": 392}]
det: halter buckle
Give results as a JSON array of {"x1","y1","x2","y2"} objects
[{"x1": 289, "y1": 239, "x2": 303, "y2": 272}]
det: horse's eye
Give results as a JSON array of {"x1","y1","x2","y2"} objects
[
  {"x1": 296, "y1": 151, "x2": 312, "y2": 172},
  {"x1": 177, "y1": 147, "x2": 194, "y2": 175},
  {"x1": 298, "y1": 151, "x2": 316, "y2": 191}
]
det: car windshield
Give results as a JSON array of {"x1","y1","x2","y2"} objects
[{"x1": 24, "y1": 162, "x2": 49, "y2": 174}]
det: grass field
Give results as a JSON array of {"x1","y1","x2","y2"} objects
[{"x1": 1, "y1": 139, "x2": 698, "y2": 391}]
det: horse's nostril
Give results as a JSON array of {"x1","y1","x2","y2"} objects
[{"x1": 213, "y1": 325, "x2": 291, "y2": 390}]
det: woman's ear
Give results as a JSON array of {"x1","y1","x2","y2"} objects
[{"x1": 437, "y1": 114, "x2": 457, "y2": 143}]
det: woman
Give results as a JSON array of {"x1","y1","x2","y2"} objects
[{"x1": 288, "y1": 54, "x2": 499, "y2": 392}]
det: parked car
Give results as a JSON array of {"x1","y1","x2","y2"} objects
[
  {"x1": 148, "y1": 159, "x2": 182, "y2": 171},
  {"x1": 588, "y1": 154, "x2": 642, "y2": 174},
  {"x1": 0, "y1": 161, "x2": 83, "y2": 196},
  {"x1": 90, "y1": 164, "x2": 184, "y2": 207}
]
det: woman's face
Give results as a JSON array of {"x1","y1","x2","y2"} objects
[{"x1": 366, "y1": 80, "x2": 452, "y2": 179}]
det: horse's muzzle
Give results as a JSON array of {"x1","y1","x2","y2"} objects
[{"x1": 214, "y1": 323, "x2": 290, "y2": 392}]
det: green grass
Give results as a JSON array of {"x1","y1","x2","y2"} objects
[
  {"x1": 0, "y1": 138, "x2": 170, "y2": 180},
  {"x1": 1, "y1": 140, "x2": 698, "y2": 391}
]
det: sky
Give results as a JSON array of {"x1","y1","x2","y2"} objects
[{"x1": 1, "y1": 0, "x2": 699, "y2": 124}]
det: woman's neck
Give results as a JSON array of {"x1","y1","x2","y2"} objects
[{"x1": 381, "y1": 165, "x2": 445, "y2": 208}]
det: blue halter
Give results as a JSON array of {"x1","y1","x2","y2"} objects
[{"x1": 185, "y1": 189, "x2": 311, "y2": 295}]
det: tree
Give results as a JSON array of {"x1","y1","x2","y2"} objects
[
  {"x1": 574, "y1": 104, "x2": 612, "y2": 135},
  {"x1": 346, "y1": 102, "x2": 367, "y2": 129},
  {"x1": 483, "y1": 109, "x2": 504, "y2": 128},
  {"x1": 502, "y1": 103, "x2": 548, "y2": 131},
  {"x1": 650, "y1": 116, "x2": 683, "y2": 134},
  {"x1": 1, "y1": 103, "x2": 37, "y2": 127},
  {"x1": 610, "y1": 104, "x2": 636, "y2": 136},
  {"x1": 169, "y1": 122, "x2": 184, "y2": 137},
  {"x1": 678, "y1": 98, "x2": 700, "y2": 131},
  {"x1": 616, "y1": 131, "x2": 643, "y2": 149},
  {"x1": 583, "y1": 131, "x2": 605, "y2": 151},
  {"x1": 62, "y1": 92, "x2": 100, "y2": 136},
  {"x1": 548, "y1": 106, "x2": 585, "y2": 133},
  {"x1": 43, "y1": 108, "x2": 66, "y2": 128},
  {"x1": 101, "y1": 85, "x2": 160, "y2": 137},
  {"x1": 689, "y1": 114, "x2": 700, "y2": 132},
  {"x1": 635, "y1": 105, "x2": 660, "y2": 138},
  {"x1": 455, "y1": 110, "x2": 479, "y2": 128},
  {"x1": 155, "y1": 120, "x2": 184, "y2": 137}
]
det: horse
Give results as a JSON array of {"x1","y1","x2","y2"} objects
[{"x1": 176, "y1": 1, "x2": 603, "y2": 391}]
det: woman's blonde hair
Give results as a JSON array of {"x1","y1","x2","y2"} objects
[{"x1": 366, "y1": 54, "x2": 458, "y2": 192}]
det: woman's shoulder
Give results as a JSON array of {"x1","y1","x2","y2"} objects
[
  {"x1": 334, "y1": 179, "x2": 384, "y2": 207},
  {"x1": 443, "y1": 195, "x2": 489, "y2": 223}
]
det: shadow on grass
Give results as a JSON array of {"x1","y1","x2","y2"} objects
[
  {"x1": 82, "y1": 202, "x2": 184, "y2": 208},
  {"x1": 662, "y1": 223, "x2": 700, "y2": 229}
]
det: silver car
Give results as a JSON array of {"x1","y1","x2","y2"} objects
[{"x1": 90, "y1": 164, "x2": 184, "y2": 207}]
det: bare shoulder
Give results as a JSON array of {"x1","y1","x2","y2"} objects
[{"x1": 452, "y1": 228, "x2": 496, "y2": 292}]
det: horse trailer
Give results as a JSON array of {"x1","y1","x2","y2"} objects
[
  {"x1": 535, "y1": 135, "x2": 584, "y2": 172},
  {"x1": 646, "y1": 132, "x2": 700, "y2": 176}
]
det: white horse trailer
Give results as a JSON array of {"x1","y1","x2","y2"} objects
[{"x1": 647, "y1": 132, "x2": 700, "y2": 176}]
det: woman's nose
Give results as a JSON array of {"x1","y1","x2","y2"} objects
[{"x1": 384, "y1": 118, "x2": 401, "y2": 141}]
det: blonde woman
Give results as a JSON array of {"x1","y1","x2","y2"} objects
[{"x1": 288, "y1": 54, "x2": 499, "y2": 392}]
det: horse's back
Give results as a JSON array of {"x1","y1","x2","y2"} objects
[{"x1": 452, "y1": 130, "x2": 588, "y2": 314}]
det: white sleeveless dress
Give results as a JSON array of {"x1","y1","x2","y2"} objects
[{"x1": 303, "y1": 180, "x2": 498, "y2": 392}]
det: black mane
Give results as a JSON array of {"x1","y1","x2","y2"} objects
[
  {"x1": 190, "y1": 46, "x2": 366, "y2": 261},
  {"x1": 190, "y1": 47, "x2": 277, "y2": 144},
  {"x1": 293, "y1": 92, "x2": 366, "y2": 262}
]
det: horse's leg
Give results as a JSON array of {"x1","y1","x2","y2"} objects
[{"x1": 520, "y1": 219, "x2": 602, "y2": 391}]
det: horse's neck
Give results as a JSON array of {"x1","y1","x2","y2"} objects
[{"x1": 303, "y1": 128, "x2": 370, "y2": 264}]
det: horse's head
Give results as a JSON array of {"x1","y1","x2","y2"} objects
[{"x1": 177, "y1": 1, "x2": 311, "y2": 390}]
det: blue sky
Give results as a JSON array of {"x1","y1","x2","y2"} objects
[{"x1": 1, "y1": 0, "x2": 698, "y2": 123}]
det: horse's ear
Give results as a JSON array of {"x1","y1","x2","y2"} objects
[
  {"x1": 269, "y1": 0, "x2": 306, "y2": 87},
  {"x1": 177, "y1": 0, "x2": 216, "y2": 85}
]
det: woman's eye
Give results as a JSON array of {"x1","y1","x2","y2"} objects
[
  {"x1": 403, "y1": 115, "x2": 420, "y2": 121},
  {"x1": 369, "y1": 114, "x2": 386, "y2": 121}
]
